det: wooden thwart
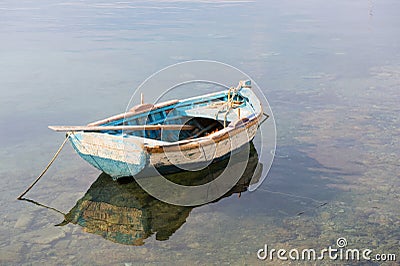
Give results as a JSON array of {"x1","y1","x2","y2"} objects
[{"x1": 48, "y1": 124, "x2": 195, "y2": 132}]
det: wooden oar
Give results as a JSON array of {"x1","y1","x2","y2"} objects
[{"x1": 48, "y1": 124, "x2": 195, "y2": 132}]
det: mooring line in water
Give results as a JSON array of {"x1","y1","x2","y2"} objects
[
  {"x1": 257, "y1": 187, "x2": 325, "y2": 203},
  {"x1": 256, "y1": 187, "x2": 328, "y2": 216},
  {"x1": 295, "y1": 202, "x2": 329, "y2": 216},
  {"x1": 18, "y1": 197, "x2": 65, "y2": 216},
  {"x1": 17, "y1": 133, "x2": 71, "y2": 200}
]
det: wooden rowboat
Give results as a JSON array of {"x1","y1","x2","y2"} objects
[{"x1": 49, "y1": 80, "x2": 267, "y2": 179}]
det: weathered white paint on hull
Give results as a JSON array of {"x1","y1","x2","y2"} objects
[
  {"x1": 69, "y1": 117, "x2": 259, "y2": 178},
  {"x1": 147, "y1": 119, "x2": 259, "y2": 169},
  {"x1": 70, "y1": 132, "x2": 146, "y2": 165}
]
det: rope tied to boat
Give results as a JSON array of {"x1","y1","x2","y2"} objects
[
  {"x1": 223, "y1": 87, "x2": 239, "y2": 127},
  {"x1": 17, "y1": 133, "x2": 71, "y2": 200}
]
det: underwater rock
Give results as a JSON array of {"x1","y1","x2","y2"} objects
[
  {"x1": 139, "y1": 248, "x2": 148, "y2": 255},
  {"x1": 14, "y1": 213, "x2": 33, "y2": 229},
  {"x1": 0, "y1": 243, "x2": 23, "y2": 264},
  {"x1": 24, "y1": 226, "x2": 66, "y2": 244},
  {"x1": 187, "y1": 242, "x2": 200, "y2": 249}
]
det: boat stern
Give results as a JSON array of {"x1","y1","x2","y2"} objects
[{"x1": 68, "y1": 132, "x2": 148, "y2": 179}]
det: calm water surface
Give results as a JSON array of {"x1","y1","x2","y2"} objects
[{"x1": 1, "y1": 0, "x2": 399, "y2": 265}]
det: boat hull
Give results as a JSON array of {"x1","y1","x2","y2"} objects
[
  {"x1": 69, "y1": 132, "x2": 148, "y2": 179},
  {"x1": 69, "y1": 114, "x2": 260, "y2": 179}
]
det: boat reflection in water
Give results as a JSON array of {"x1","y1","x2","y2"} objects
[{"x1": 58, "y1": 142, "x2": 262, "y2": 246}]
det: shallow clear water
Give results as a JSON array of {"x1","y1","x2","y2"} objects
[{"x1": 1, "y1": 0, "x2": 399, "y2": 265}]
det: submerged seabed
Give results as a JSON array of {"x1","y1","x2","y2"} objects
[{"x1": 2, "y1": 66, "x2": 399, "y2": 265}]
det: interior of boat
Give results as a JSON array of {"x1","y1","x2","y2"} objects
[
  {"x1": 123, "y1": 108, "x2": 226, "y2": 142},
  {"x1": 98, "y1": 91, "x2": 249, "y2": 142}
]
